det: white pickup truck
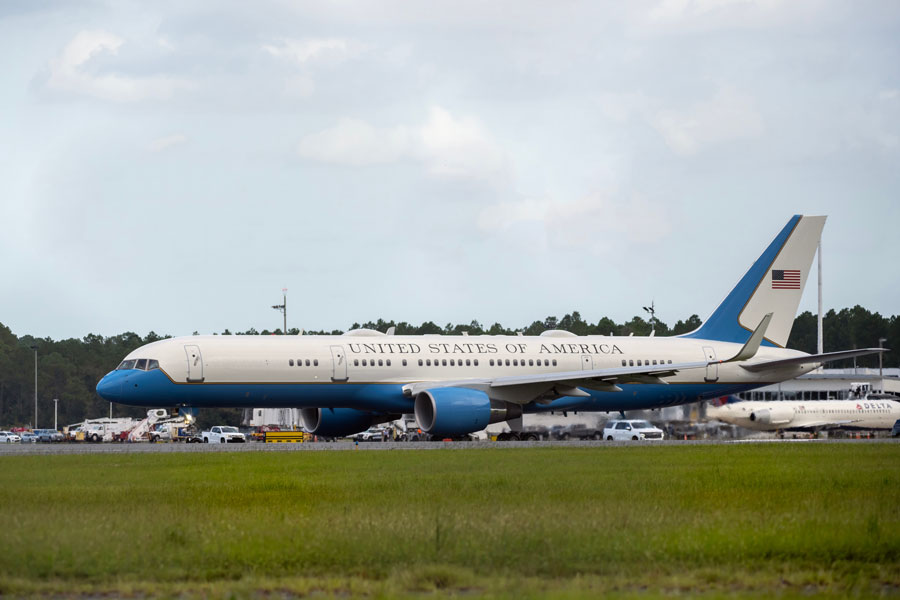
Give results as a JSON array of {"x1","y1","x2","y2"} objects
[{"x1": 202, "y1": 426, "x2": 246, "y2": 444}]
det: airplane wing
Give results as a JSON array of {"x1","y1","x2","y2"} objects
[
  {"x1": 401, "y1": 359, "x2": 710, "y2": 403},
  {"x1": 740, "y1": 348, "x2": 887, "y2": 373}
]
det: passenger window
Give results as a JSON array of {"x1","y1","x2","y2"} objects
[
  {"x1": 426, "y1": 359, "x2": 431, "y2": 366},
  {"x1": 402, "y1": 359, "x2": 407, "y2": 366},
  {"x1": 442, "y1": 359, "x2": 447, "y2": 366},
  {"x1": 314, "y1": 359, "x2": 318, "y2": 366},
  {"x1": 135, "y1": 359, "x2": 148, "y2": 370},
  {"x1": 378, "y1": 359, "x2": 383, "y2": 366},
  {"x1": 529, "y1": 359, "x2": 534, "y2": 366},
  {"x1": 474, "y1": 359, "x2": 479, "y2": 366},
  {"x1": 652, "y1": 360, "x2": 657, "y2": 365},
  {"x1": 450, "y1": 359, "x2": 455, "y2": 366},
  {"x1": 147, "y1": 359, "x2": 159, "y2": 370},
  {"x1": 354, "y1": 359, "x2": 359, "y2": 366},
  {"x1": 386, "y1": 359, "x2": 391, "y2": 366},
  {"x1": 466, "y1": 359, "x2": 471, "y2": 366},
  {"x1": 629, "y1": 360, "x2": 634, "y2": 366},
  {"x1": 637, "y1": 360, "x2": 642, "y2": 366},
  {"x1": 490, "y1": 359, "x2": 495, "y2": 366},
  {"x1": 362, "y1": 359, "x2": 367, "y2": 366},
  {"x1": 552, "y1": 359, "x2": 557, "y2": 366},
  {"x1": 544, "y1": 359, "x2": 550, "y2": 366},
  {"x1": 513, "y1": 359, "x2": 518, "y2": 366},
  {"x1": 667, "y1": 360, "x2": 672, "y2": 364},
  {"x1": 505, "y1": 359, "x2": 511, "y2": 366},
  {"x1": 305, "y1": 359, "x2": 310, "y2": 367},
  {"x1": 621, "y1": 360, "x2": 627, "y2": 367}
]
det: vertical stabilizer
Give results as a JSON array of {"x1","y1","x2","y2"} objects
[{"x1": 682, "y1": 215, "x2": 826, "y2": 347}]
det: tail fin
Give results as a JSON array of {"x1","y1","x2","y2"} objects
[{"x1": 682, "y1": 215, "x2": 825, "y2": 347}]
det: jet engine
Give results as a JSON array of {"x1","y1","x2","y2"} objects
[
  {"x1": 414, "y1": 387, "x2": 523, "y2": 437},
  {"x1": 749, "y1": 406, "x2": 793, "y2": 426},
  {"x1": 300, "y1": 407, "x2": 395, "y2": 437}
]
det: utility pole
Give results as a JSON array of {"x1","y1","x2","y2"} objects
[
  {"x1": 30, "y1": 345, "x2": 37, "y2": 429},
  {"x1": 272, "y1": 288, "x2": 287, "y2": 334},
  {"x1": 879, "y1": 337, "x2": 887, "y2": 389}
]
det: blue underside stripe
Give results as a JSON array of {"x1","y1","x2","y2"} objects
[{"x1": 107, "y1": 369, "x2": 758, "y2": 414}]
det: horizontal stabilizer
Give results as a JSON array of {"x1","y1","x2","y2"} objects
[{"x1": 741, "y1": 348, "x2": 887, "y2": 373}]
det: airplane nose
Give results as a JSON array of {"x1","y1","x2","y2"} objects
[{"x1": 96, "y1": 374, "x2": 122, "y2": 402}]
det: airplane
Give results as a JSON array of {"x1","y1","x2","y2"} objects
[
  {"x1": 708, "y1": 395, "x2": 900, "y2": 432},
  {"x1": 96, "y1": 215, "x2": 886, "y2": 439}
]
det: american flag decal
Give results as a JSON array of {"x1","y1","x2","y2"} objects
[{"x1": 771, "y1": 269, "x2": 801, "y2": 289}]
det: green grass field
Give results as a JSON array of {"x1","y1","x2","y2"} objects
[{"x1": 1, "y1": 444, "x2": 898, "y2": 598}]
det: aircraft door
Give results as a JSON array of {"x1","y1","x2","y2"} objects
[
  {"x1": 330, "y1": 345, "x2": 348, "y2": 381},
  {"x1": 702, "y1": 346, "x2": 718, "y2": 382},
  {"x1": 581, "y1": 355, "x2": 594, "y2": 370},
  {"x1": 184, "y1": 345, "x2": 204, "y2": 382}
]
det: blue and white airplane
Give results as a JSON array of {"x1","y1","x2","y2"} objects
[{"x1": 96, "y1": 215, "x2": 884, "y2": 438}]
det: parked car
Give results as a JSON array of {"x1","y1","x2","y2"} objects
[
  {"x1": 354, "y1": 427, "x2": 390, "y2": 442},
  {"x1": 19, "y1": 432, "x2": 38, "y2": 443},
  {"x1": 554, "y1": 423, "x2": 603, "y2": 440},
  {"x1": 202, "y1": 426, "x2": 246, "y2": 443},
  {"x1": 892, "y1": 419, "x2": 900, "y2": 438},
  {"x1": 602, "y1": 420, "x2": 665, "y2": 441},
  {"x1": 34, "y1": 429, "x2": 64, "y2": 443},
  {"x1": 0, "y1": 431, "x2": 21, "y2": 443}
]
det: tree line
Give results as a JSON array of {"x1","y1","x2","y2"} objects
[{"x1": 0, "y1": 306, "x2": 896, "y2": 428}]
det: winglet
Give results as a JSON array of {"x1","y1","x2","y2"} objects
[{"x1": 725, "y1": 312, "x2": 772, "y2": 362}]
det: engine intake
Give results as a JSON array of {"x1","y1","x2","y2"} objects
[{"x1": 414, "y1": 387, "x2": 523, "y2": 437}]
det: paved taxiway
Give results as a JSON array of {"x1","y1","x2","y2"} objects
[{"x1": 0, "y1": 438, "x2": 895, "y2": 455}]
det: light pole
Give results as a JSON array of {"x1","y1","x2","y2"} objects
[
  {"x1": 272, "y1": 288, "x2": 287, "y2": 334},
  {"x1": 53, "y1": 398, "x2": 59, "y2": 431},
  {"x1": 879, "y1": 337, "x2": 887, "y2": 386},
  {"x1": 30, "y1": 345, "x2": 37, "y2": 429},
  {"x1": 642, "y1": 301, "x2": 656, "y2": 335}
]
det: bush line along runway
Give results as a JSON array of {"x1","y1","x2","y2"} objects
[{"x1": 1, "y1": 443, "x2": 897, "y2": 598}]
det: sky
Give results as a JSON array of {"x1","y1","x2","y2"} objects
[{"x1": 1, "y1": 0, "x2": 898, "y2": 340}]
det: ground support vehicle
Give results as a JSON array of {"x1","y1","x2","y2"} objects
[
  {"x1": 79, "y1": 418, "x2": 140, "y2": 442},
  {"x1": 202, "y1": 426, "x2": 246, "y2": 443},
  {"x1": 353, "y1": 427, "x2": 390, "y2": 442},
  {"x1": 602, "y1": 420, "x2": 665, "y2": 441},
  {"x1": 263, "y1": 430, "x2": 307, "y2": 443}
]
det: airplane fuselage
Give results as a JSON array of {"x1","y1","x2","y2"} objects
[
  {"x1": 708, "y1": 398, "x2": 900, "y2": 431},
  {"x1": 97, "y1": 332, "x2": 815, "y2": 415}
]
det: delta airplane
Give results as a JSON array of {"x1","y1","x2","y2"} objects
[
  {"x1": 708, "y1": 395, "x2": 900, "y2": 432},
  {"x1": 96, "y1": 215, "x2": 885, "y2": 439}
]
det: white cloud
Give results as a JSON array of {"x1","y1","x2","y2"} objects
[
  {"x1": 477, "y1": 191, "x2": 672, "y2": 255},
  {"x1": 148, "y1": 134, "x2": 188, "y2": 153},
  {"x1": 47, "y1": 30, "x2": 193, "y2": 102},
  {"x1": 296, "y1": 107, "x2": 507, "y2": 181},
  {"x1": 262, "y1": 38, "x2": 359, "y2": 65},
  {"x1": 653, "y1": 86, "x2": 764, "y2": 156}
]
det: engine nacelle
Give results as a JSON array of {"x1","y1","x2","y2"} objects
[
  {"x1": 749, "y1": 406, "x2": 793, "y2": 426},
  {"x1": 414, "y1": 388, "x2": 523, "y2": 437},
  {"x1": 300, "y1": 407, "x2": 389, "y2": 437}
]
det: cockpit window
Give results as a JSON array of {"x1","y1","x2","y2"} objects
[
  {"x1": 147, "y1": 359, "x2": 160, "y2": 370},
  {"x1": 117, "y1": 360, "x2": 137, "y2": 370},
  {"x1": 135, "y1": 359, "x2": 148, "y2": 370}
]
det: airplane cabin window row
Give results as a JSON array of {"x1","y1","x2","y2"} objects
[
  {"x1": 288, "y1": 359, "x2": 319, "y2": 367},
  {"x1": 622, "y1": 359, "x2": 673, "y2": 367}
]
